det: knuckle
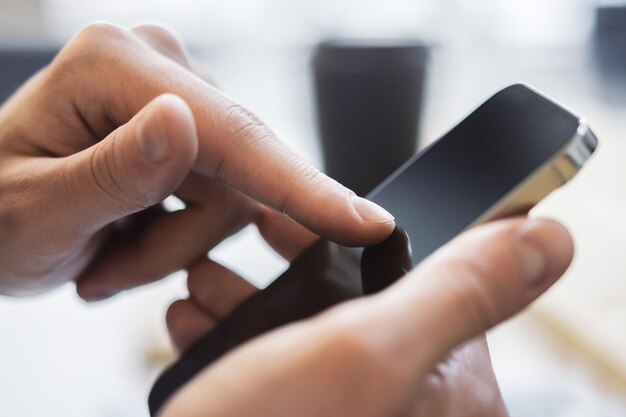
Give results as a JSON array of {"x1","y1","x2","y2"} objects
[
  {"x1": 281, "y1": 162, "x2": 335, "y2": 217},
  {"x1": 133, "y1": 24, "x2": 183, "y2": 51},
  {"x1": 206, "y1": 98, "x2": 276, "y2": 176},
  {"x1": 89, "y1": 138, "x2": 127, "y2": 204},
  {"x1": 51, "y1": 23, "x2": 134, "y2": 77},
  {"x1": 89, "y1": 134, "x2": 155, "y2": 210},
  {"x1": 224, "y1": 102, "x2": 273, "y2": 145},
  {"x1": 75, "y1": 22, "x2": 131, "y2": 45},
  {"x1": 297, "y1": 161, "x2": 330, "y2": 188},
  {"x1": 131, "y1": 24, "x2": 191, "y2": 68}
]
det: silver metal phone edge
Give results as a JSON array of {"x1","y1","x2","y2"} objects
[{"x1": 468, "y1": 119, "x2": 598, "y2": 229}]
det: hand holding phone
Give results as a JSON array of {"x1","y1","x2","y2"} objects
[
  {"x1": 160, "y1": 217, "x2": 574, "y2": 417},
  {"x1": 149, "y1": 84, "x2": 597, "y2": 415}
]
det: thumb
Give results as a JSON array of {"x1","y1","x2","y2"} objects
[
  {"x1": 157, "y1": 219, "x2": 571, "y2": 417},
  {"x1": 53, "y1": 94, "x2": 198, "y2": 233},
  {"x1": 339, "y1": 218, "x2": 574, "y2": 380}
]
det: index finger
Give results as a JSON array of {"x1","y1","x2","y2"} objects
[{"x1": 54, "y1": 24, "x2": 395, "y2": 246}]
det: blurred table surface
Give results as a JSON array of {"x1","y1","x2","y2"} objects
[{"x1": 1, "y1": 40, "x2": 626, "y2": 417}]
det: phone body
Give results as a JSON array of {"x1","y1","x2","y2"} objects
[{"x1": 148, "y1": 84, "x2": 597, "y2": 415}]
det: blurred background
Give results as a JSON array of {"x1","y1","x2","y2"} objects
[{"x1": 1, "y1": 0, "x2": 626, "y2": 416}]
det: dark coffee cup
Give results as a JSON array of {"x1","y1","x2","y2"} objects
[
  {"x1": 313, "y1": 39, "x2": 428, "y2": 196},
  {"x1": 592, "y1": 5, "x2": 626, "y2": 104}
]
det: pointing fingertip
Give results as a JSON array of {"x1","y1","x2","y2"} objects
[
  {"x1": 77, "y1": 287, "x2": 115, "y2": 302},
  {"x1": 351, "y1": 196, "x2": 395, "y2": 225}
]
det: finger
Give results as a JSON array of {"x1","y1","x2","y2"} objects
[
  {"x1": 43, "y1": 93, "x2": 197, "y2": 237},
  {"x1": 166, "y1": 299, "x2": 216, "y2": 354},
  {"x1": 187, "y1": 258, "x2": 257, "y2": 319},
  {"x1": 130, "y1": 24, "x2": 217, "y2": 86},
  {"x1": 130, "y1": 24, "x2": 192, "y2": 69},
  {"x1": 76, "y1": 181, "x2": 258, "y2": 301},
  {"x1": 168, "y1": 259, "x2": 257, "y2": 353},
  {"x1": 160, "y1": 218, "x2": 572, "y2": 417},
  {"x1": 255, "y1": 207, "x2": 318, "y2": 261},
  {"x1": 58, "y1": 23, "x2": 395, "y2": 246},
  {"x1": 345, "y1": 218, "x2": 574, "y2": 380},
  {"x1": 78, "y1": 204, "x2": 168, "y2": 261}
]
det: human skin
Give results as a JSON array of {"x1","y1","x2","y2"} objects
[
  {"x1": 0, "y1": 23, "x2": 575, "y2": 416},
  {"x1": 164, "y1": 214, "x2": 573, "y2": 417},
  {"x1": 0, "y1": 23, "x2": 394, "y2": 298}
]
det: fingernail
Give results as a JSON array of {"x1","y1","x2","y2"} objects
[
  {"x1": 352, "y1": 196, "x2": 395, "y2": 224},
  {"x1": 137, "y1": 105, "x2": 170, "y2": 164},
  {"x1": 81, "y1": 290, "x2": 115, "y2": 302},
  {"x1": 513, "y1": 222, "x2": 549, "y2": 285}
]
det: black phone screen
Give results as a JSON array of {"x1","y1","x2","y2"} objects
[{"x1": 368, "y1": 84, "x2": 580, "y2": 265}]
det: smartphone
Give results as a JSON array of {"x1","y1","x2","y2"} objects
[{"x1": 148, "y1": 84, "x2": 597, "y2": 415}]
